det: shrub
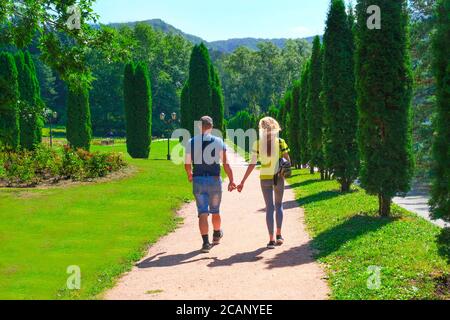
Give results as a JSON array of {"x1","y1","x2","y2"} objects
[
  {"x1": 2, "y1": 151, "x2": 36, "y2": 185},
  {"x1": 85, "y1": 152, "x2": 110, "y2": 179},
  {"x1": 0, "y1": 145, "x2": 127, "y2": 187},
  {"x1": 33, "y1": 145, "x2": 62, "y2": 178},
  {"x1": 61, "y1": 146, "x2": 85, "y2": 180}
]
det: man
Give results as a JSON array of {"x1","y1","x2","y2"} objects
[{"x1": 185, "y1": 116, "x2": 236, "y2": 253}]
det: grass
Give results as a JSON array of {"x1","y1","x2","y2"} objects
[
  {"x1": 42, "y1": 126, "x2": 66, "y2": 138},
  {"x1": 0, "y1": 140, "x2": 192, "y2": 300},
  {"x1": 288, "y1": 169, "x2": 449, "y2": 300}
]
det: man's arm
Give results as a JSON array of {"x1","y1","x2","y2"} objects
[{"x1": 221, "y1": 149, "x2": 236, "y2": 191}]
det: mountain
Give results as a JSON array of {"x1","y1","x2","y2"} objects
[
  {"x1": 208, "y1": 37, "x2": 316, "y2": 53},
  {"x1": 108, "y1": 19, "x2": 205, "y2": 44},
  {"x1": 108, "y1": 19, "x2": 317, "y2": 53}
]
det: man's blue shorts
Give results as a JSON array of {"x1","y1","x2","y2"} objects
[{"x1": 193, "y1": 176, "x2": 223, "y2": 216}]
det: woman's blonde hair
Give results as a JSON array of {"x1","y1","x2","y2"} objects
[{"x1": 259, "y1": 117, "x2": 281, "y2": 132}]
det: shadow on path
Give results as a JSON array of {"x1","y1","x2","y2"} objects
[
  {"x1": 265, "y1": 243, "x2": 314, "y2": 269},
  {"x1": 257, "y1": 199, "x2": 300, "y2": 213},
  {"x1": 137, "y1": 251, "x2": 214, "y2": 268},
  {"x1": 208, "y1": 248, "x2": 268, "y2": 267}
]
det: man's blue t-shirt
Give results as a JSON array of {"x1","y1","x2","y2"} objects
[{"x1": 186, "y1": 134, "x2": 227, "y2": 177}]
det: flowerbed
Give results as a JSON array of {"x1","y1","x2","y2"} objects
[{"x1": 0, "y1": 145, "x2": 127, "y2": 187}]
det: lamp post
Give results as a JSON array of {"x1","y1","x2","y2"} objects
[
  {"x1": 160, "y1": 112, "x2": 178, "y2": 161},
  {"x1": 44, "y1": 109, "x2": 58, "y2": 148}
]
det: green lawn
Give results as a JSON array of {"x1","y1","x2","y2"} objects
[
  {"x1": 288, "y1": 169, "x2": 449, "y2": 300},
  {"x1": 0, "y1": 140, "x2": 192, "y2": 300}
]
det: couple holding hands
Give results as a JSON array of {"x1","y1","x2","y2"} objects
[{"x1": 185, "y1": 116, "x2": 291, "y2": 253}]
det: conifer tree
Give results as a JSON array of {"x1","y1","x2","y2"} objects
[
  {"x1": 289, "y1": 80, "x2": 301, "y2": 167},
  {"x1": 307, "y1": 36, "x2": 325, "y2": 178},
  {"x1": 67, "y1": 86, "x2": 92, "y2": 151},
  {"x1": 181, "y1": 43, "x2": 225, "y2": 135},
  {"x1": 430, "y1": 0, "x2": 450, "y2": 221},
  {"x1": 323, "y1": 0, "x2": 359, "y2": 192},
  {"x1": 15, "y1": 50, "x2": 43, "y2": 150},
  {"x1": 0, "y1": 52, "x2": 20, "y2": 150},
  {"x1": 355, "y1": 0, "x2": 414, "y2": 216},
  {"x1": 123, "y1": 62, "x2": 152, "y2": 158},
  {"x1": 299, "y1": 61, "x2": 311, "y2": 168}
]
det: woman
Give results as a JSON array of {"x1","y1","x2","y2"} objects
[{"x1": 237, "y1": 117, "x2": 291, "y2": 249}]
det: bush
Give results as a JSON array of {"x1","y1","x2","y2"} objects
[
  {"x1": 33, "y1": 145, "x2": 62, "y2": 178},
  {"x1": 2, "y1": 151, "x2": 36, "y2": 185},
  {"x1": 0, "y1": 145, "x2": 127, "y2": 187}
]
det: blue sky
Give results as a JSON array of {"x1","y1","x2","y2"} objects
[{"x1": 93, "y1": 0, "x2": 330, "y2": 41}]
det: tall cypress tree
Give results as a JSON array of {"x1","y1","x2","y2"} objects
[
  {"x1": 181, "y1": 43, "x2": 224, "y2": 135},
  {"x1": 281, "y1": 91, "x2": 292, "y2": 140},
  {"x1": 123, "y1": 62, "x2": 152, "y2": 159},
  {"x1": 24, "y1": 51, "x2": 43, "y2": 147},
  {"x1": 15, "y1": 50, "x2": 43, "y2": 150},
  {"x1": 299, "y1": 61, "x2": 311, "y2": 167},
  {"x1": 307, "y1": 36, "x2": 326, "y2": 178},
  {"x1": 188, "y1": 43, "x2": 212, "y2": 132},
  {"x1": 355, "y1": 0, "x2": 414, "y2": 216},
  {"x1": 210, "y1": 64, "x2": 225, "y2": 133},
  {"x1": 67, "y1": 86, "x2": 92, "y2": 151},
  {"x1": 430, "y1": 0, "x2": 450, "y2": 221},
  {"x1": 323, "y1": 0, "x2": 359, "y2": 192},
  {"x1": 180, "y1": 82, "x2": 190, "y2": 133},
  {"x1": 0, "y1": 52, "x2": 20, "y2": 150},
  {"x1": 289, "y1": 80, "x2": 301, "y2": 167}
]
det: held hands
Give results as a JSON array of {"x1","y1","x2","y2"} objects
[
  {"x1": 237, "y1": 182, "x2": 244, "y2": 193},
  {"x1": 228, "y1": 181, "x2": 237, "y2": 192},
  {"x1": 187, "y1": 173, "x2": 193, "y2": 183}
]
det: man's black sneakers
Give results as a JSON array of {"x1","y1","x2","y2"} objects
[
  {"x1": 267, "y1": 241, "x2": 276, "y2": 249},
  {"x1": 213, "y1": 230, "x2": 224, "y2": 245},
  {"x1": 201, "y1": 243, "x2": 213, "y2": 253}
]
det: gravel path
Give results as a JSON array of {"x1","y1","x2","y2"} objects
[{"x1": 105, "y1": 152, "x2": 329, "y2": 300}]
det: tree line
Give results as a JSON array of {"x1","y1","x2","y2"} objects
[{"x1": 269, "y1": 0, "x2": 448, "y2": 220}]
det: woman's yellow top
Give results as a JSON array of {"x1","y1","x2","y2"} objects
[{"x1": 251, "y1": 138, "x2": 290, "y2": 180}]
